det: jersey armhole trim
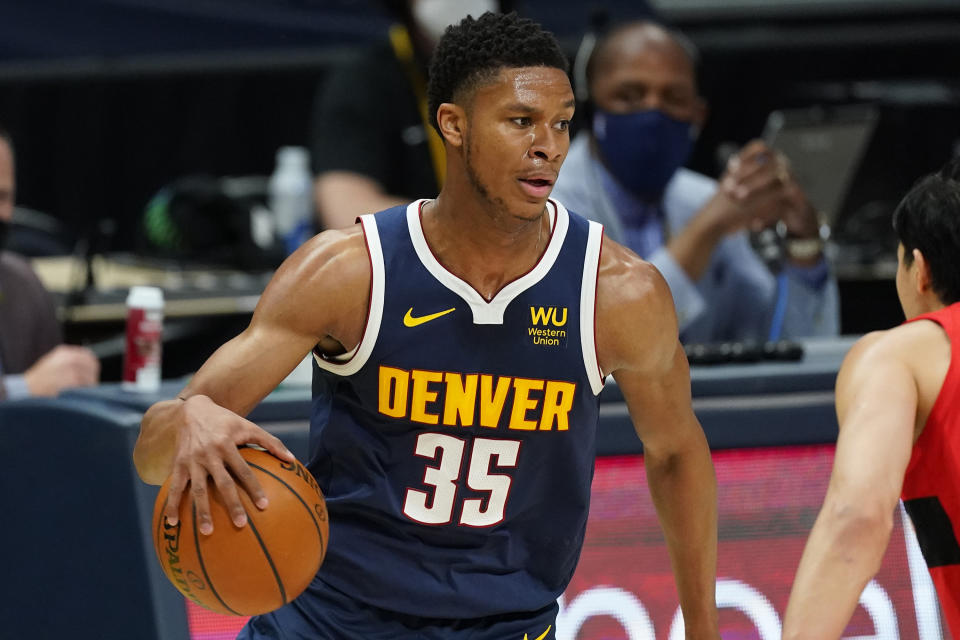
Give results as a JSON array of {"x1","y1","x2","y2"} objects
[
  {"x1": 581, "y1": 221, "x2": 605, "y2": 395},
  {"x1": 313, "y1": 215, "x2": 384, "y2": 376}
]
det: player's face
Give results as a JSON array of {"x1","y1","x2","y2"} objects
[{"x1": 462, "y1": 66, "x2": 575, "y2": 221}]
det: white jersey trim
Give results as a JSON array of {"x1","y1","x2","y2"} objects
[
  {"x1": 313, "y1": 214, "x2": 385, "y2": 376},
  {"x1": 581, "y1": 221, "x2": 605, "y2": 396},
  {"x1": 406, "y1": 199, "x2": 568, "y2": 325}
]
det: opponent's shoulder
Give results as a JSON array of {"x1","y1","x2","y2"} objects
[
  {"x1": 838, "y1": 321, "x2": 948, "y2": 398},
  {"x1": 845, "y1": 321, "x2": 947, "y2": 369}
]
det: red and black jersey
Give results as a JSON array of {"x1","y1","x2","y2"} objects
[{"x1": 902, "y1": 301, "x2": 960, "y2": 635}]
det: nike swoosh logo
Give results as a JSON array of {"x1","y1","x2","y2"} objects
[
  {"x1": 403, "y1": 307, "x2": 456, "y2": 327},
  {"x1": 523, "y1": 625, "x2": 552, "y2": 640}
]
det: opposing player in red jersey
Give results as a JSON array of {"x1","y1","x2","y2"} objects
[{"x1": 783, "y1": 158, "x2": 960, "y2": 638}]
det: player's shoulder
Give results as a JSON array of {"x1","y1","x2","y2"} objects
[
  {"x1": 594, "y1": 237, "x2": 677, "y2": 372},
  {"x1": 596, "y1": 236, "x2": 671, "y2": 310},
  {"x1": 261, "y1": 224, "x2": 370, "y2": 308},
  {"x1": 596, "y1": 235, "x2": 676, "y2": 341},
  {"x1": 300, "y1": 223, "x2": 368, "y2": 268}
]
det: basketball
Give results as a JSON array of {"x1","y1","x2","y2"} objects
[{"x1": 152, "y1": 446, "x2": 328, "y2": 616}]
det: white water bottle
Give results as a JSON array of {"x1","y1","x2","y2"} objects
[
  {"x1": 268, "y1": 146, "x2": 313, "y2": 254},
  {"x1": 122, "y1": 285, "x2": 164, "y2": 392}
]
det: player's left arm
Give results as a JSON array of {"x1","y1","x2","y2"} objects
[
  {"x1": 596, "y1": 240, "x2": 719, "y2": 639},
  {"x1": 782, "y1": 331, "x2": 917, "y2": 639}
]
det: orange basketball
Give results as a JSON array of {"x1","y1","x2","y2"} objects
[{"x1": 152, "y1": 446, "x2": 328, "y2": 616}]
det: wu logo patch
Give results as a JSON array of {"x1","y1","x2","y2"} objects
[
  {"x1": 530, "y1": 306, "x2": 567, "y2": 327},
  {"x1": 528, "y1": 306, "x2": 568, "y2": 348}
]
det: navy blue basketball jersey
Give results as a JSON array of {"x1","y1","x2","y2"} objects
[{"x1": 306, "y1": 199, "x2": 604, "y2": 619}]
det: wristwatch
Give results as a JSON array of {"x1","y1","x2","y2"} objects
[
  {"x1": 784, "y1": 218, "x2": 830, "y2": 261},
  {"x1": 785, "y1": 237, "x2": 824, "y2": 260}
]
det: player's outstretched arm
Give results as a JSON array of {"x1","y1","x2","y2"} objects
[
  {"x1": 596, "y1": 240, "x2": 719, "y2": 639},
  {"x1": 133, "y1": 225, "x2": 370, "y2": 533},
  {"x1": 782, "y1": 331, "x2": 918, "y2": 639}
]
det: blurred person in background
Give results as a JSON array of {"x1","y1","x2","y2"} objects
[
  {"x1": 310, "y1": 0, "x2": 510, "y2": 230},
  {"x1": 784, "y1": 158, "x2": 960, "y2": 638},
  {"x1": 0, "y1": 126, "x2": 99, "y2": 399},
  {"x1": 551, "y1": 21, "x2": 839, "y2": 344}
]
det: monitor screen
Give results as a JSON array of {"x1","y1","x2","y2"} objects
[{"x1": 764, "y1": 105, "x2": 878, "y2": 224}]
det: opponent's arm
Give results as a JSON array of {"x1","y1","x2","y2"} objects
[
  {"x1": 133, "y1": 226, "x2": 370, "y2": 533},
  {"x1": 782, "y1": 332, "x2": 917, "y2": 639},
  {"x1": 596, "y1": 241, "x2": 719, "y2": 639}
]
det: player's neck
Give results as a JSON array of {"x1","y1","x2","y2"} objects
[{"x1": 421, "y1": 195, "x2": 550, "y2": 302}]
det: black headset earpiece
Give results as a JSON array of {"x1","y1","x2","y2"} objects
[{"x1": 572, "y1": 7, "x2": 610, "y2": 132}]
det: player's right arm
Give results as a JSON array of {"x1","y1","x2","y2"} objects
[
  {"x1": 782, "y1": 330, "x2": 920, "y2": 639},
  {"x1": 133, "y1": 225, "x2": 370, "y2": 533}
]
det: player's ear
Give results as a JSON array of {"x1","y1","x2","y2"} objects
[
  {"x1": 913, "y1": 248, "x2": 933, "y2": 293},
  {"x1": 437, "y1": 103, "x2": 466, "y2": 147}
]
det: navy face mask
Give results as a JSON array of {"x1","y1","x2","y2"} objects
[{"x1": 592, "y1": 108, "x2": 696, "y2": 201}]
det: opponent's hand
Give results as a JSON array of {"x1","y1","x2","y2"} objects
[
  {"x1": 24, "y1": 344, "x2": 100, "y2": 396},
  {"x1": 162, "y1": 394, "x2": 296, "y2": 535}
]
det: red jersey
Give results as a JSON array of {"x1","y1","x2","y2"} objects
[{"x1": 902, "y1": 301, "x2": 960, "y2": 635}]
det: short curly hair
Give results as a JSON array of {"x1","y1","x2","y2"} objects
[
  {"x1": 427, "y1": 12, "x2": 569, "y2": 132},
  {"x1": 893, "y1": 157, "x2": 960, "y2": 304}
]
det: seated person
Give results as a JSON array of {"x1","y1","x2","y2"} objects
[
  {"x1": 310, "y1": 0, "x2": 505, "y2": 229},
  {"x1": 552, "y1": 21, "x2": 839, "y2": 343},
  {"x1": 0, "y1": 126, "x2": 99, "y2": 399}
]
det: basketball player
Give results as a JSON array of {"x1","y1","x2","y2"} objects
[
  {"x1": 133, "y1": 12, "x2": 720, "y2": 638},
  {"x1": 783, "y1": 159, "x2": 960, "y2": 638}
]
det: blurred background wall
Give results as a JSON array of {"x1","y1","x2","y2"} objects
[{"x1": 1, "y1": 0, "x2": 958, "y2": 334}]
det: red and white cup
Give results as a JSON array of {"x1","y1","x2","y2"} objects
[{"x1": 122, "y1": 285, "x2": 164, "y2": 392}]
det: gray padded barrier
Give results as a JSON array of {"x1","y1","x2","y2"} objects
[
  {"x1": 0, "y1": 397, "x2": 189, "y2": 640},
  {"x1": 0, "y1": 396, "x2": 312, "y2": 640}
]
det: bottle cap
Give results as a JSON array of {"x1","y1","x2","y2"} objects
[
  {"x1": 126, "y1": 285, "x2": 164, "y2": 309},
  {"x1": 276, "y1": 146, "x2": 309, "y2": 169}
]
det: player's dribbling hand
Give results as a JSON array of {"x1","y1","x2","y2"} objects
[{"x1": 162, "y1": 394, "x2": 296, "y2": 535}]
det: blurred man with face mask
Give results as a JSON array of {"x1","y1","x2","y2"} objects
[
  {"x1": 310, "y1": 0, "x2": 505, "y2": 230},
  {"x1": 552, "y1": 21, "x2": 839, "y2": 344},
  {"x1": 0, "y1": 126, "x2": 99, "y2": 400}
]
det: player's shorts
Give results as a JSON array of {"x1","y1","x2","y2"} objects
[{"x1": 236, "y1": 577, "x2": 558, "y2": 640}]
